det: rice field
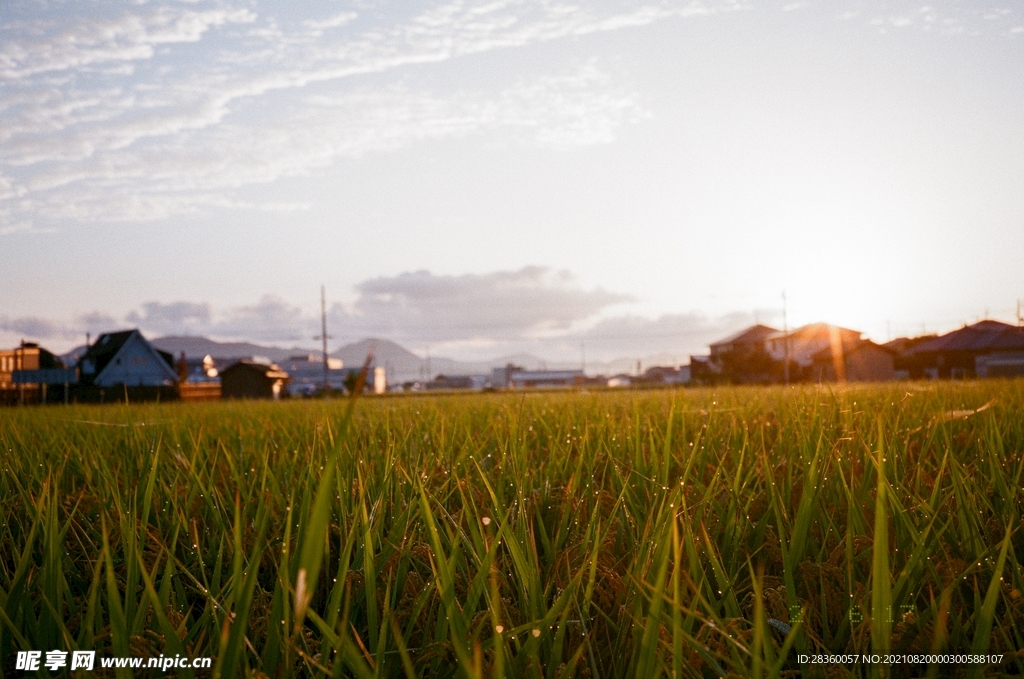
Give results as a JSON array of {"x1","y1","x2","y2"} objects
[{"x1": 1, "y1": 381, "x2": 1023, "y2": 678}]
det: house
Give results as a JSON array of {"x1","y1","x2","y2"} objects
[
  {"x1": 426, "y1": 374, "x2": 483, "y2": 390},
  {"x1": 78, "y1": 330, "x2": 178, "y2": 387},
  {"x1": 1, "y1": 341, "x2": 64, "y2": 387},
  {"x1": 975, "y1": 353, "x2": 1024, "y2": 378},
  {"x1": 281, "y1": 354, "x2": 348, "y2": 395},
  {"x1": 687, "y1": 355, "x2": 722, "y2": 384},
  {"x1": 809, "y1": 339, "x2": 895, "y2": 382},
  {"x1": 897, "y1": 320, "x2": 1024, "y2": 379},
  {"x1": 490, "y1": 364, "x2": 585, "y2": 388},
  {"x1": 640, "y1": 365, "x2": 691, "y2": 385},
  {"x1": 220, "y1": 360, "x2": 290, "y2": 399},
  {"x1": 705, "y1": 324, "x2": 780, "y2": 383},
  {"x1": 1, "y1": 341, "x2": 71, "y2": 405},
  {"x1": 884, "y1": 335, "x2": 937, "y2": 379},
  {"x1": 490, "y1": 364, "x2": 524, "y2": 388},
  {"x1": 763, "y1": 323, "x2": 863, "y2": 380},
  {"x1": 508, "y1": 370, "x2": 585, "y2": 388},
  {"x1": 177, "y1": 353, "x2": 219, "y2": 382},
  {"x1": 695, "y1": 322, "x2": 869, "y2": 384},
  {"x1": 709, "y1": 324, "x2": 779, "y2": 360}
]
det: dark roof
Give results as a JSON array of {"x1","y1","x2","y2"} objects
[
  {"x1": 78, "y1": 329, "x2": 174, "y2": 376},
  {"x1": 810, "y1": 339, "x2": 894, "y2": 363},
  {"x1": 884, "y1": 335, "x2": 937, "y2": 353},
  {"x1": 710, "y1": 324, "x2": 780, "y2": 349},
  {"x1": 907, "y1": 321, "x2": 1024, "y2": 354},
  {"x1": 221, "y1": 360, "x2": 289, "y2": 380}
]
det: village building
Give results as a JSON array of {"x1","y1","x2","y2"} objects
[
  {"x1": 764, "y1": 323, "x2": 863, "y2": 376},
  {"x1": 282, "y1": 354, "x2": 347, "y2": 396},
  {"x1": 809, "y1": 339, "x2": 895, "y2": 382},
  {"x1": 426, "y1": 374, "x2": 481, "y2": 390},
  {"x1": 896, "y1": 320, "x2": 1024, "y2": 379},
  {"x1": 1, "y1": 341, "x2": 70, "y2": 405},
  {"x1": 507, "y1": 369, "x2": 585, "y2": 388},
  {"x1": 640, "y1": 365, "x2": 691, "y2": 385},
  {"x1": 1, "y1": 342, "x2": 63, "y2": 388},
  {"x1": 695, "y1": 324, "x2": 780, "y2": 384},
  {"x1": 77, "y1": 329, "x2": 178, "y2": 387},
  {"x1": 975, "y1": 352, "x2": 1024, "y2": 378},
  {"x1": 220, "y1": 360, "x2": 290, "y2": 399},
  {"x1": 709, "y1": 324, "x2": 779, "y2": 361},
  {"x1": 695, "y1": 322, "x2": 888, "y2": 383}
]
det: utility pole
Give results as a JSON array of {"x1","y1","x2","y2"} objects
[
  {"x1": 782, "y1": 290, "x2": 790, "y2": 385},
  {"x1": 313, "y1": 285, "x2": 331, "y2": 393},
  {"x1": 580, "y1": 342, "x2": 586, "y2": 374}
]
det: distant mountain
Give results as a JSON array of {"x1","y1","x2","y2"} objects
[
  {"x1": 332, "y1": 338, "x2": 421, "y2": 372},
  {"x1": 151, "y1": 336, "x2": 306, "y2": 363}
]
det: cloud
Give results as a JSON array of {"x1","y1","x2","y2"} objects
[
  {"x1": 0, "y1": 315, "x2": 69, "y2": 340},
  {"x1": 2, "y1": 0, "x2": 1018, "y2": 234},
  {"x1": 0, "y1": 310, "x2": 129, "y2": 342},
  {"x1": 75, "y1": 311, "x2": 119, "y2": 334},
  {"x1": 210, "y1": 295, "x2": 315, "y2": 342},
  {"x1": 125, "y1": 300, "x2": 212, "y2": 333},
  {"x1": 303, "y1": 13, "x2": 359, "y2": 35},
  {"x1": 574, "y1": 310, "x2": 782, "y2": 357},
  {"x1": 0, "y1": 7, "x2": 256, "y2": 79},
  {"x1": 3, "y1": 62, "x2": 646, "y2": 224},
  {"x1": 334, "y1": 267, "x2": 633, "y2": 342},
  {"x1": 0, "y1": 0, "x2": 726, "y2": 230}
]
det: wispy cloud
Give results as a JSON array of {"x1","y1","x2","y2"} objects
[
  {"x1": 0, "y1": 7, "x2": 257, "y2": 79},
  {"x1": 4, "y1": 64, "x2": 645, "y2": 223},
  {"x1": 0, "y1": 0, "x2": 732, "y2": 230},
  {"x1": 3, "y1": 1, "x2": 1015, "y2": 231}
]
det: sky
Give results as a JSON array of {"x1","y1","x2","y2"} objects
[{"x1": 2, "y1": 0, "x2": 1023, "y2": 364}]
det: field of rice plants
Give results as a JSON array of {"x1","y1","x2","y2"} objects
[{"x1": 1, "y1": 381, "x2": 1023, "y2": 678}]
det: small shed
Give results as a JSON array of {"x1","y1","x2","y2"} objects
[{"x1": 220, "y1": 360, "x2": 290, "y2": 400}]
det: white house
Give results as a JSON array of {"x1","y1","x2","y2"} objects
[{"x1": 79, "y1": 329, "x2": 178, "y2": 387}]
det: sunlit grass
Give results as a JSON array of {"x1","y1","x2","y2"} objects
[{"x1": 1, "y1": 382, "x2": 1023, "y2": 677}]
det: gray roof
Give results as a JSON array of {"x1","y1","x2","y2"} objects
[{"x1": 907, "y1": 320, "x2": 1024, "y2": 354}]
